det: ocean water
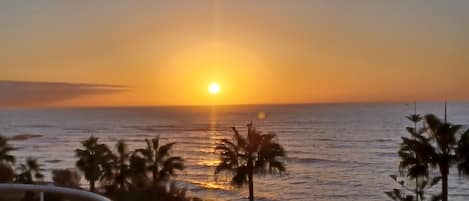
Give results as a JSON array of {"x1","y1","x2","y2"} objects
[{"x1": 1, "y1": 103, "x2": 469, "y2": 201}]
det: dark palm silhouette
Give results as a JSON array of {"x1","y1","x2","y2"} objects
[
  {"x1": 400, "y1": 114, "x2": 428, "y2": 176},
  {"x1": 387, "y1": 114, "x2": 440, "y2": 201},
  {"x1": 75, "y1": 136, "x2": 114, "y2": 192},
  {"x1": 104, "y1": 138, "x2": 192, "y2": 201},
  {"x1": 132, "y1": 137, "x2": 184, "y2": 186},
  {"x1": 15, "y1": 158, "x2": 44, "y2": 201},
  {"x1": 15, "y1": 157, "x2": 44, "y2": 184},
  {"x1": 0, "y1": 135, "x2": 16, "y2": 182},
  {"x1": 0, "y1": 163, "x2": 15, "y2": 183},
  {"x1": 215, "y1": 123, "x2": 286, "y2": 201},
  {"x1": 456, "y1": 129, "x2": 469, "y2": 175},
  {"x1": 0, "y1": 135, "x2": 15, "y2": 164},
  {"x1": 0, "y1": 135, "x2": 16, "y2": 165},
  {"x1": 105, "y1": 140, "x2": 134, "y2": 193},
  {"x1": 392, "y1": 113, "x2": 440, "y2": 201},
  {"x1": 424, "y1": 114, "x2": 463, "y2": 201}
]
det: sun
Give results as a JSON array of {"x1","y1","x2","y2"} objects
[{"x1": 208, "y1": 83, "x2": 220, "y2": 95}]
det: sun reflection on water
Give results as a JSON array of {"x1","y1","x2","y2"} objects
[
  {"x1": 198, "y1": 181, "x2": 227, "y2": 190},
  {"x1": 197, "y1": 159, "x2": 221, "y2": 167}
]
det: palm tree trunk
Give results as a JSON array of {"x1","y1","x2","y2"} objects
[
  {"x1": 440, "y1": 164, "x2": 449, "y2": 201},
  {"x1": 248, "y1": 171, "x2": 254, "y2": 201},
  {"x1": 153, "y1": 169, "x2": 157, "y2": 185},
  {"x1": 90, "y1": 180, "x2": 95, "y2": 192},
  {"x1": 247, "y1": 159, "x2": 255, "y2": 201},
  {"x1": 413, "y1": 119, "x2": 419, "y2": 201},
  {"x1": 152, "y1": 164, "x2": 158, "y2": 186},
  {"x1": 442, "y1": 174, "x2": 448, "y2": 201}
]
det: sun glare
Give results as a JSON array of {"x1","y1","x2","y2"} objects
[{"x1": 208, "y1": 83, "x2": 220, "y2": 95}]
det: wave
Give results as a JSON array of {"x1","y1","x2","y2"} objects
[
  {"x1": 64, "y1": 127, "x2": 98, "y2": 133},
  {"x1": 18, "y1": 124, "x2": 57, "y2": 128},
  {"x1": 44, "y1": 159, "x2": 62, "y2": 164},
  {"x1": 287, "y1": 150, "x2": 315, "y2": 155},
  {"x1": 375, "y1": 138, "x2": 394, "y2": 142},
  {"x1": 286, "y1": 157, "x2": 334, "y2": 164},
  {"x1": 180, "y1": 180, "x2": 228, "y2": 191},
  {"x1": 176, "y1": 149, "x2": 216, "y2": 155},
  {"x1": 121, "y1": 124, "x2": 233, "y2": 133},
  {"x1": 286, "y1": 156, "x2": 376, "y2": 167},
  {"x1": 374, "y1": 152, "x2": 396, "y2": 157},
  {"x1": 9, "y1": 134, "x2": 43, "y2": 141}
]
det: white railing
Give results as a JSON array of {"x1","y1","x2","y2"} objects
[{"x1": 0, "y1": 183, "x2": 112, "y2": 201}]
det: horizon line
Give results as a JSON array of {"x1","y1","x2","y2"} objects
[{"x1": 2, "y1": 100, "x2": 468, "y2": 110}]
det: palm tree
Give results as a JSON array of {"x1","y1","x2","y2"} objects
[
  {"x1": 132, "y1": 137, "x2": 184, "y2": 186},
  {"x1": 0, "y1": 163, "x2": 15, "y2": 183},
  {"x1": 424, "y1": 114, "x2": 463, "y2": 201},
  {"x1": 456, "y1": 129, "x2": 469, "y2": 175},
  {"x1": 215, "y1": 123, "x2": 286, "y2": 201},
  {"x1": 0, "y1": 135, "x2": 16, "y2": 183},
  {"x1": 0, "y1": 135, "x2": 16, "y2": 165},
  {"x1": 15, "y1": 157, "x2": 44, "y2": 184},
  {"x1": 105, "y1": 140, "x2": 134, "y2": 193},
  {"x1": 389, "y1": 122, "x2": 439, "y2": 201},
  {"x1": 395, "y1": 112, "x2": 438, "y2": 201},
  {"x1": 75, "y1": 136, "x2": 114, "y2": 192},
  {"x1": 15, "y1": 158, "x2": 44, "y2": 201}
]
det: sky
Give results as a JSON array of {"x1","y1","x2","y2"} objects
[{"x1": 1, "y1": 0, "x2": 468, "y2": 107}]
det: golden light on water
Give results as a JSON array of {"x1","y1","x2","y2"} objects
[
  {"x1": 191, "y1": 180, "x2": 227, "y2": 190},
  {"x1": 258, "y1": 112, "x2": 266, "y2": 120},
  {"x1": 198, "y1": 159, "x2": 221, "y2": 167}
]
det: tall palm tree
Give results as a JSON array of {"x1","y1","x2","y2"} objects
[
  {"x1": 132, "y1": 137, "x2": 184, "y2": 186},
  {"x1": 15, "y1": 157, "x2": 44, "y2": 184},
  {"x1": 105, "y1": 140, "x2": 134, "y2": 193},
  {"x1": 215, "y1": 123, "x2": 286, "y2": 201},
  {"x1": 424, "y1": 114, "x2": 463, "y2": 201},
  {"x1": 395, "y1": 112, "x2": 437, "y2": 201},
  {"x1": 392, "y1": 123, "x2": 438, "y2": 201},
  {"x1": 0, "y1": 135, "x2": 16, "y2": 164},
  {"x1": 75, "y1": 136, "x2": 114, "y2": 192}
]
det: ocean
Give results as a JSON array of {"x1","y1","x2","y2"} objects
[{"x1": 1, "y1": 103, "x2": 469, "y2": 201}]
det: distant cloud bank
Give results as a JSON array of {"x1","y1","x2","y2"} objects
[{"x1": 0, "y1": 80, "x2": 126, "y2": 107}]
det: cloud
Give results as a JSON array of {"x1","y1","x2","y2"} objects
[{"x1": 0, "y1": 80, "x2": 127, "y2": 107}]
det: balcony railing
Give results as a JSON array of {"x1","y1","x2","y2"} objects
[{"x1": 0, "y1": 183, "x2": 111, "y2": 201}]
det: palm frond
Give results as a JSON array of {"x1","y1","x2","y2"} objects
[
  {"x1": 457, "y1": 129, "x2": 469, "y2": 175},
  {"x1": 232, "y1": 127, "x2": 247, "y2": 149},
  {"x1": 215, "y1": 141, "x2": 239, "y2": 173},
  {"x1": 0, "y1": 135, "x2": 16, "y2": 164},
  {"x1": 151, "y1": 137, "x2": 159, "y2": 152},
  {"x1": 231, "y1": 166, "x2": 249, "y2": 187},
  {"x1": 407, "y1": 114, "x2": 423, "y2": 123},
  {"x1": 216, "y1": 122, "x2": 287, "y2": 191},
  {"x1": 425, "y1": 114, "x2": 443, "y2": 134},
  {"x1": 158, "y1": 142, "x2": 176, "y2": 159},
  {"x1": 159, "y1": 156, "x2": 184, "y2": 181}
]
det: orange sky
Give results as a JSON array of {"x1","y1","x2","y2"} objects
[{"x1": 1, "y1": 1, "x2": 468, "y2": 107}]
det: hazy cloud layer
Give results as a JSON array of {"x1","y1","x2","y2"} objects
[{"x1": 0, "y1": 80, "x2": 126, "y2": 107}]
